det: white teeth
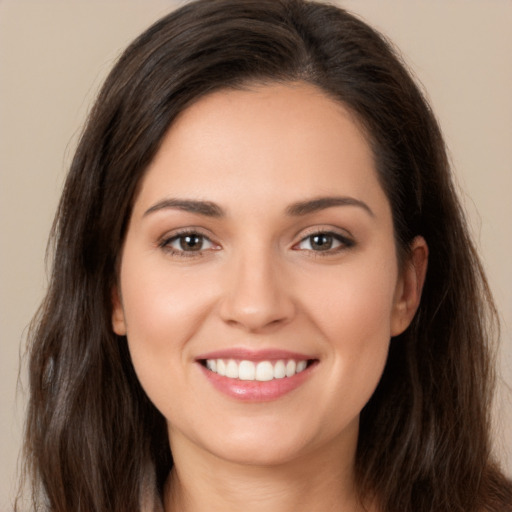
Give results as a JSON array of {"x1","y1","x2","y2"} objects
[
  {"x1": 226, "y1": 359, "x2": 239, "y2": 378},
  {"x1": 274, "y1": 360, "x2": 286, "y2": 379},
  {"x1": 204, "y1": 358, "x2": 310, "y2": 381},
  {"x1": 239, "y1": 360, "x2": 255, "y2": 381},
  {"x1": 255, "y1": 361, "x2": 274, "y2": 381},
  {"x1": 217, "y1": 359, "x2": 226, "y2": 376},
  {"x1": 286, "y1": 360, "x2": 296, "y2": 377},
  {"x1": 296, "y1": 360, "x2": 307, "y2": 373}
]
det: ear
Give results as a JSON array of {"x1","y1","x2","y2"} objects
[
  {"x1": 111, "y1": 285, "x2": 127, "y2": 335},
  {"x1": 390, "y1": 236, "x2": 428, "y2": 337}
]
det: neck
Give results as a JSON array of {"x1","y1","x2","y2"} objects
[{"x1": 163, "y1": 428, "x2": 371, "y2": 512}]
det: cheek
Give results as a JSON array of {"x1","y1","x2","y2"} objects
[
  {"x1": 305, "y1": 256, "x2": 398, "y2": 342},
  {"x1": 121, "y1": 251, "x2": 212, "y2": 338},
  {"x1": 118, "y1": 253, "x2": 216, "y2": 395},
  {"x1": 301, "y1": 256, "x2": 398, "y2": 402}
]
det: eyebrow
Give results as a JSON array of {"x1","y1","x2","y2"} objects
[
  {"x1": 286, "y1": 196, "x2": 374, "y2": 217},
  {"x1": 144, "y1": 198, "x2": 224, "y2": 217},
  {"x1": 143, "y1": 195, "x2": 374, "y2": 219}
]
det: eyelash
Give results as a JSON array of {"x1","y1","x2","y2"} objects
[
  {"x1": 158, "y1": 229, "x2": 219, "y2": 258},
  {"x1": 158, "y1": 228, "x2": 355, "y2": 258},
  {"x1": 292, "y1": 229, "x2": 355, "y2": 255}
]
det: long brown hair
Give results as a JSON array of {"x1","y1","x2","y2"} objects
[{"x1": 19, "y1": 1, "x2": 512, "y2": 511}]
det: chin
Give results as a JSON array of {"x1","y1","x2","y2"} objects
[
  {"x1": 186, "y1": 413, "x2": 358, "y2": 469},
  {"x1": 210, "y1": 438, "x2": 311, "y2": 468}
]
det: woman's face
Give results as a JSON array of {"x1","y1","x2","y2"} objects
[{"x1": 113, "y1": 82, "x2": 425, "y2": 467}]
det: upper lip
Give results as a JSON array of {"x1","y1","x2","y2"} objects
[{"x1": 195, "y1": 348, "x2": 315, "y2": 362}]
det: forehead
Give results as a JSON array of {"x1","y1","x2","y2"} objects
[{"x1": 133, "y1": 82, "x2": 388, "y2": 219}]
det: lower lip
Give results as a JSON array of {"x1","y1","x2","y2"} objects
[{"x1": 198, "y1": 362, "x2": 316, "y2": 402}]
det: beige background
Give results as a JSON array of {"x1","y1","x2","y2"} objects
[{"x1": 1, "y1": 0, "x2": 511, "y2": 509}]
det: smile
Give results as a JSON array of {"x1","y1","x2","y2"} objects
[
  {"x1": 196, "y1": 350, "x2": 318, "y2": 402},
  {"x1": 204, "y1": 358, "x2": 309, "y2": 381}
]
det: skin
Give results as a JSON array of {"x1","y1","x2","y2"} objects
[{"x1": 112, "y1": 82, "x2": 428, "y2": 512}]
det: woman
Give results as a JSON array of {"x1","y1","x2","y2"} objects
[{"x1": 19, "y1": 0, "x2": 512, "y2": 511}]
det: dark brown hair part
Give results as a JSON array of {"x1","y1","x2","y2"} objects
[{"x1": 19, "y1": 1, "x2": 512, "y2": 511}]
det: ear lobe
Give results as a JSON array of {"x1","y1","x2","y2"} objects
[
  {"x1": 391, "y1": 236, "x2": 428, "y2": 337},
  {"x1": 111, "y1": 285, "x2": 127, "y2": 335}
]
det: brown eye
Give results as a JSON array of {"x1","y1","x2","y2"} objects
[
  {"x1": 295, "y1": 231, "x2": 354, "y2": 253},
  {"x1": 179, "y1": 234, "x2": 204, "y2": 251},
  {"x1": 309, "y1": 233, "x2": 334, "y2": 251},
  {"x1": 161, "y1": 232, "x2": 217, "y2": 254}
]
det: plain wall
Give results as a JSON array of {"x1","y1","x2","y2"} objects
[{"x1": 1, "y1": 0, "x2": 511, "y2": 509}]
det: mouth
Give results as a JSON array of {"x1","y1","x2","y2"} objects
[
  {"x1": 195, "y1": 349, "x2": 319, "y2": 402},
  {"x1": 199, "y1": 358, "x2": 317, "y2": 382}
]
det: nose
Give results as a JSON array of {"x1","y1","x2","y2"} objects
[{"x1": 219, "y1": 248, "x2": 296, "y2": 333}]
